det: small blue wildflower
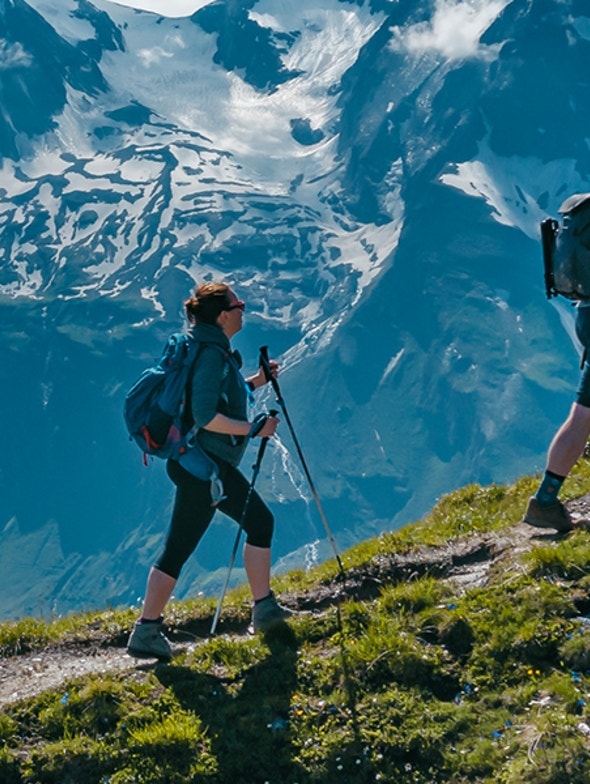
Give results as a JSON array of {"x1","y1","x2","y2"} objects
[{"x1": 268, "y1": 717, "x2": 289, "y2": 731}]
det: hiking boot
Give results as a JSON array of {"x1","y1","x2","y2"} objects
[
  {"x1": 251, "y1": 592, "x2": 293, "y2": 633},
  {"x1": 127, "y1": 617, "x2": 172, "y2": 661},
  {"x1": 522, "y1": 497, "x2": 573, "y2": 532}
]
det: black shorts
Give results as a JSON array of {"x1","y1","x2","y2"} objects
[{"x1": 576, "y1": 306, "x2": 590, "y2": 408}]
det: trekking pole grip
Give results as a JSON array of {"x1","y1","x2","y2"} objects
[
  {"x1": 249, "y1": 409, "x2": 279, "y2": 439},
  {"x1": 259, "y1": 345, "x2": 282, "y2": 398},
  {"x1": 257, "y1": 409, "x2": 279, "y2": 447},
  {"x1": 259, "y1": 345, "x2": 271, "y2": 378}
]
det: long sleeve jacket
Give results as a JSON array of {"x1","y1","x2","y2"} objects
[{"x1": 187, "y1": 322, "x2": 251, "y2": 467}]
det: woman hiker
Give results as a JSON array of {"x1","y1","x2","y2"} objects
[{"x1": 127, "y1": 282, "x2": 293, "y2": 660}]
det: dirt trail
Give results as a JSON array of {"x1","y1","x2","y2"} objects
[{"x1": 0, "y1": 647, "x2": 136, "y2": 705}]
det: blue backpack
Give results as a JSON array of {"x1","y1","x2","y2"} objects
[{"x1": 123, "y1": 333, "x2": 225, "y2": 481}]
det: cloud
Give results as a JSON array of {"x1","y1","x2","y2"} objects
[
  {"x1": 137, "y1": 45, "x2": 176, "y2": 67},
  {"x1": 137, "y1": 34, "x2": 186, "y2": 66},
  {"x1": 390, "y1": 0, "x2": 510, "y2": 60},
  {"x1": 0, "y1": 40, "x2": 33, "y2": 70}
]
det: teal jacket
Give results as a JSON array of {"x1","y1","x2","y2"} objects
[{"x1": 187, "y1": 323, "x2": 251, "y2": 467}]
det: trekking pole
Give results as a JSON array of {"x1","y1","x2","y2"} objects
[
  {"x1": 210, "y1": 410, "x2": 278, "y2": 636},
  {"x1": 259, "y1": 346, "x2": 345, "y2": 579}
]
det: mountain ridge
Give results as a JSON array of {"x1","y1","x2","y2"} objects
[{"x1": 1, "y1": 0, "x2": 590, "y2": 618}]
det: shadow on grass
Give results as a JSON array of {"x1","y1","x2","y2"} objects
[{"x1": 156, "y1": 624, "x2": 307, "y2": 784}]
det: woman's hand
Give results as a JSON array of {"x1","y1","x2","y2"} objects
[
  {"x1": 257, "y1": 414, "x2": 279, "y2": 438},
  {"x1": 247, "y1": 360, "x2": 279, "y2": 390}
]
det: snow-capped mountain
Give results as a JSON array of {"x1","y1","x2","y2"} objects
[{"x1": 1, "y1": 0, "x2": 589, "y2": 618}]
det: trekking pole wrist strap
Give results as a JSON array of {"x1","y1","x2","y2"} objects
[
  {"x1": 248, "y1": 409, "x2": 278, "y2": 439},
  {"x1": 248, "y1": 412, "x2": 268, "y2": 439}
]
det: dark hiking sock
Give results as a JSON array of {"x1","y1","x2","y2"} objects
[
  {"x1": 535, "y1": 471, "x2": 566, "y2": 506},
  {"x1": 254, "y1": 593, "x2": 272, "y2": 605},
  {"x1": 139, "y1": 616, "x2": 163, "y2": 624}
]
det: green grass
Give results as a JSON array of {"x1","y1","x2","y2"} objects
[
  {"x1": 0, "y1": 607, "x2": 137, "y2": 657},
  {"x1": 3, "y1": 462, "x2": 590, "y2": 782}
]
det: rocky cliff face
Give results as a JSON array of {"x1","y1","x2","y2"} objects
[{"x1": 1, "y1": 0, "x2": 588, "y2": 617}]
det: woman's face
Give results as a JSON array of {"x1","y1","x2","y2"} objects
[{"x1": 218, "y1": 289, "x2": 246, "y2": 338}]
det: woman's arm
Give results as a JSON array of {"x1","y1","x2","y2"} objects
[
  {"x1": 202, "y1": 413, "x2": 250, "y2": 436},
  {"x1": 203, "y1": 413, "x2": 278, "y2": 438},
  {"x1": 190, "y1": 347, "x2": 227, "y2": 428},
  {"x1": 245, "y1": 359, "x2": 279, "y2": 390}
]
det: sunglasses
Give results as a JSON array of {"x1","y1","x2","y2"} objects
[{"x1": 225, "y1": 300, "x2": 246, "y2": 312}]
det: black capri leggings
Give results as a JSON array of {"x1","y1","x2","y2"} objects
[{"x1": 155, "y1": 458, "x2": 275, "y2": 580}]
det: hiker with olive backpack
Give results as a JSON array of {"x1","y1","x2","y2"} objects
[{"x1": 522, "y1": 193, "x2": 590, "y2": 531}]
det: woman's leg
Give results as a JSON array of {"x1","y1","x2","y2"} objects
[
  {"x1": 217, "y1": 463, "x2": 292, "y2": 631},
  {"x1": 243, "y1": 544, "x2": 271, "y2": 601},
  {"x1": 141, "y1": 460, "x2": 216, "y2": 618},
  {"x1": 128, "y1": 461, "x2": 217, "y2": 658},
  {"x1": 217, "y1": 464, "x2": 274, "y2": 601},
  {"x1": 140, "y1": 567, "x2": 177, "y2": 621}
]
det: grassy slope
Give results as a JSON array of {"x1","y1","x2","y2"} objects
[{"x1": 1, "y1": 464, "x2": 590, "y2": 784}]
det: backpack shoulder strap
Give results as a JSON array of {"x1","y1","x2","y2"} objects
[{"x1": 187, "y1": 339, "x2": 229, "y2": 372}]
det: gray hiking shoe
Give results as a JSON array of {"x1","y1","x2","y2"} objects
[
  {"x1": 127, "y1": 617, "x2": 172, "y2": 661},
  {"x1": 251, "y1": 592, "x2": 293, "y2": 633},
  {"x1": 522, "y1": 497, "x2": 573, "y2": 532}
]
